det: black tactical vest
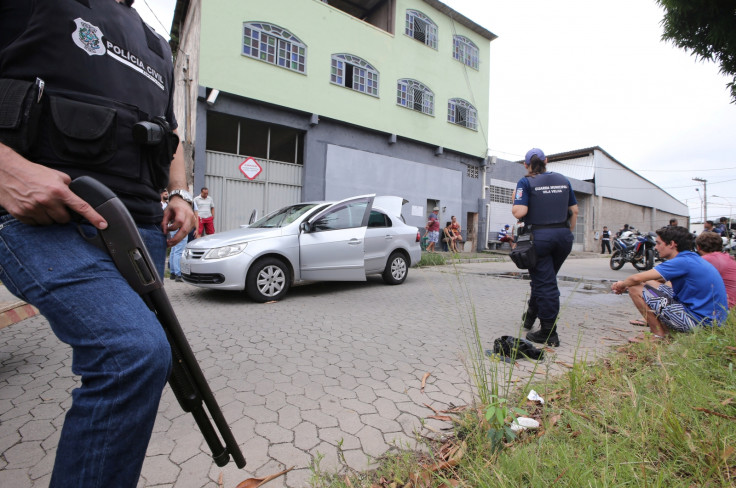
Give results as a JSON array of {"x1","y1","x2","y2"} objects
[
  {"x1": 0, "y1": 0, "x2": 176, "y2": 223},
  {"x1": 523, "y1": 172, "x2": 572, "y2": 226}
]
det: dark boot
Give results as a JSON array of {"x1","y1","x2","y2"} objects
[
  {"x1": 526, "y1": 319, "x2": 560, "y2": 347},
  {"x1": 522, "y1": 299, "x2": 538, "y2": 330}
]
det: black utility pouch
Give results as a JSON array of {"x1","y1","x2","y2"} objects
[
  {"x1": 509, "y1": 232, "x2": 537, "y2": 270},
  {"x1": 49, "y1": 96, "x2": 117, "y2": 165},
  {"x1": 0, "y1": 78, "x2": 44, "y2": 157}
]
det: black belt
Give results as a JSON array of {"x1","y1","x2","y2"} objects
[{"x1": 530, "y1": 222, "x2": 568, "y2": 229}]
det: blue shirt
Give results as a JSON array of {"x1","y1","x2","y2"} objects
[
  {"x1": 498, "y1": 228, "x2": 509, "y2": 239},
  {"x1": 654, "y1": 251, "x2": 728, "y2": 324}
]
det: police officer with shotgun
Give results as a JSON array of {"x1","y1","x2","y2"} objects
[
  {"x1": 513, "y1": 148, "x2": 578, "y2": 347},
  {"x1": 0, "y1": 1, "x2": 204, "y2": 485}
]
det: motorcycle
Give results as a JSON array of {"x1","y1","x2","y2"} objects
[{"x1": 610, "y1": 231, "x2": 656, "y2": 271}]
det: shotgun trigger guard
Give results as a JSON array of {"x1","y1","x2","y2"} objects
[{"x1": 74, "y1": 223, "x2": 108, "y2": 254}]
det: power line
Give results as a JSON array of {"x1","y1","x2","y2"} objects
[{"x1": 140, "y1": 0, "x2": 171, "y2": 37}]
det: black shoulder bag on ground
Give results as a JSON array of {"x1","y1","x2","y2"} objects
[{"x1": 509, "y1": 230, "x2": 536, "y2": 269}]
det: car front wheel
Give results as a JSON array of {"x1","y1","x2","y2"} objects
[
  {"x1": 246, "y1": 257, "x2": 291, "y2": 302},
  {"x1": 383, "y1": 252, "x2": 408, "y2": 285}
]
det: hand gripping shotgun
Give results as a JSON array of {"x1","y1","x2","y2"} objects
[{"x1": 69, "y1": 176, "x2": 246, "y2": 469}]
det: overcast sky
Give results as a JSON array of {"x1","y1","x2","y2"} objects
[{"x1": 136, "y1": 0, "x2": 736, "y2": 223}]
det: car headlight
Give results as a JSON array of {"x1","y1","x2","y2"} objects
[{"x1": 203, "y1": 242, "x2": 248, "y2": 259}]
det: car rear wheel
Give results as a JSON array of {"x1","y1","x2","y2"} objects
[
  {"x1": 246, "y1": 257, "x2": 290, "y2": 302},
  {"x1": 383, "y1": 252, "x2": 408, "y2": 285}
]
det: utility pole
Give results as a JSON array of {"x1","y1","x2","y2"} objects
[{"x1": 693, "y1": 177, "x2": 707, "y2": 222}]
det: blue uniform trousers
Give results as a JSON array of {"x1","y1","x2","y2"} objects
[{"x1": 529, "y1": 228, "x2": 574, "y2": 321}]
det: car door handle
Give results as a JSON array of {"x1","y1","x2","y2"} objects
[
  {"x1": 348, "y1": 239, "x2": 362, "y2": 245},
  {"x1": 384, "y1": 235, "x2": 392, "y2": 240}
]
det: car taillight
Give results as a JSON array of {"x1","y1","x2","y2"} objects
[{"x1": 416, "y1": 231, "x2": 421, "y2": 242}]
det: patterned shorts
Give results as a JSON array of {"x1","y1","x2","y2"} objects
[
  {"x1": 642, "y1": 284, "x2": 701, "y2": 332},
  {"x1": 427, "y1": 230, "x2": 439, "y2": 243}
]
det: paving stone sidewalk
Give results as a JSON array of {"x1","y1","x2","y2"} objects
[{"x1": 0, "y1": 259, "x2": 639, "y2": 487}]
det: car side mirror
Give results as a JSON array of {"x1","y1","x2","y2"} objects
[{"x1": 300, "y1": 221, "x2": 311, "y2": 233}]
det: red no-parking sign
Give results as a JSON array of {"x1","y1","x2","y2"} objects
[{"x1": 239, "y1": 157, "x2": 262, "y2": 180}]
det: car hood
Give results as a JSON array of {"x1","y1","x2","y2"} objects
[
  {"x1": 186, "y1": 226, "x2": 286, "y2": 249},
  {"x1": 372, "y1": 196, "x2": 408, "y2": 219}
]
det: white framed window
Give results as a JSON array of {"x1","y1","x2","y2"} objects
[
  {"x1": 242, "y1": 22, "x2": 306, "y2": 74},
  {"x1": 330, "y1": 54, "x2": 379, "y2": 97},
  {"x1": 453, "y1": 35, "x2": 479, "y2": 70},
  {"x1": 405, "y1": 10, "x2": 438, "y2": 49},
  {"x1": 396, "y1": 79, "x2": 434, "y2": 115},
  {"x1": 490, "y1": 185, "x2": 513, "y2": 204},
  {"x1": 447, "y1": 98, "x2": 478, "y2": 130}
]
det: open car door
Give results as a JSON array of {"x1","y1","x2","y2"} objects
[{"x1": 299, "y1": 195, "x2": 374, "y2": 281}]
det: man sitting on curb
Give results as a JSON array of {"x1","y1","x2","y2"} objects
[
  {"x1": 611, "y1": 226, "x2": 728, "y2": 342},
  {"x1": 696, "y1": 231, "x2": 736, "y2": 308}
]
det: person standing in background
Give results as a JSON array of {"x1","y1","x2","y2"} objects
[
  {"x1": 425, "y1": 206, "x2": 440, "y2": 253},
  {"x1": 601, "y1": 226, "x2": 612, "y2": 254},
  {"x1": 194, "y1": 187, "x2": 215, "y2": 236}
]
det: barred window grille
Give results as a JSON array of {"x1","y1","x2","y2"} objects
[
  {"x1": 405, "y1": 10, "x2": 438, "y2": 49},
  {"x1": 397, "y1": 79, "x2": 434, "y2": 116},
  {"x1": 243, "y1": 22, "x2": 306, "y2": 74},
  {"x1": 447, "y1": 98, "x2": 478, "y2": 130},
  {"x1": 466, "y1": 165, "x2": 479, "y2": 179},
  {"x1": 490, "y1": 186, "x2": 514, "y2": 204},
  {"x1": 452, "y1": 35, "x2": 479, "y2": 70},
  {"x1": 330, "y1": 54, "x2": 379, "y2": 97}
]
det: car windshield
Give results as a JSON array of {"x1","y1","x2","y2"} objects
[{"x1": 249, "y1": 204, "x2": 322, "y2": 228}]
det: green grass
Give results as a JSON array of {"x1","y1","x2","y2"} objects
[{"x1": 310, "y1": 315, "x2": 736, "y2": 487}]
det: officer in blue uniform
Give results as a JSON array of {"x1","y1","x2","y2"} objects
[
  {"x1": 0, "y1": 0, "x2": 194, "y2": 485},
  {"x1": 513, "y1": 148, "x2": 578, "y2": 346}
]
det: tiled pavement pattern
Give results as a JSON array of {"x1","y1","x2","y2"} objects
[{"x1": 0, "y1": 257, "x2": 639, "y2": 487}]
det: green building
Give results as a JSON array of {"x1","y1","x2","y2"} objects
[{"x1": 171, "y1": 0, "x2": 495, "y2": 249}]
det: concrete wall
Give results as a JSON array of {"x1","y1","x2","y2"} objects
[
  {"x1": 193, "y1": 92, "x2": 485, "y2": 246},
  {"x1": 593, "y1": 196, "x2": 689, "y2": 237}
]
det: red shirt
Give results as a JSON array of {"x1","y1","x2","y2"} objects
[
  {"x1": 427, "y1": 213, "x2": 440, "y2": 231},
  {"x1": 702, "y1": 252, "x2": 736, "y2": 308}
]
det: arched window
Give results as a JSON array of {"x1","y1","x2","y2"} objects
[
  {"x1": 453, "y1": 35, "x2": 479, "y2": 70},
  {"x1": 242, "y1": 22, "x2": 306, "y2": 74},
  {"x1": 330, "y1": 54, "x2": 379, "y2": 97},
  {"x1": 405, "y1": 10, "x2": 438, "y2": 49},
  {"x1": 447, "y1": 98, "x2": 478, "y2": 130},
  {"x1": 397, "y1": 79, "x2": 434, "y2": 116}
]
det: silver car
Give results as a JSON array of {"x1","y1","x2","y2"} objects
[{"x1": 180, "y1": 195, "x2": 422, "y2": 302}]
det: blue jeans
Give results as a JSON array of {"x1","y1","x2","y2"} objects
[
  {"x1": 529, "y1": 228, "x2": 574, "y2": 321},
  {"x1": 169, "y1": 230, "x2": 186, "y2": 277},
  {"x1": 0, "y1": 215, "x2": 171, "y2": 487}
]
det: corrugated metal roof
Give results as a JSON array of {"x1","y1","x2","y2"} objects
[
  {"x1": 546, "y1": 155, "x2": 594, "y2": 182},
  {"x1": 515, "y1": 145, "x2": 685, "y2": 205}
]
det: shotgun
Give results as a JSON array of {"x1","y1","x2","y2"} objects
[{"x1": 69, "y1": 176, "x2": 246, "y2": 469}]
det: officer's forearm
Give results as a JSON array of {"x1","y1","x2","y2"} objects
[
  {"x1": 568, "y1": 205, "x2": 579, "y2": 232},
  {"x1": 167, "y1": 132, "x2": 187, "y2": 192}
]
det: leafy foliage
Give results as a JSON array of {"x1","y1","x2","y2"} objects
[
  {"x1": 484, "y1": 395, "x2": 528, "y2": 451},
  {"x1": 657, "y1": 0, "x2": 736, "y2": 102}
]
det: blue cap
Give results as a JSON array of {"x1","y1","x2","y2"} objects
[
  {"x1": 504, "y1": 224, "x2": 510, "y2": 228},
  {"x1": 525, "y1": 148, "x2": 545, "y2": 165}
]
